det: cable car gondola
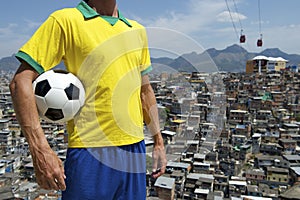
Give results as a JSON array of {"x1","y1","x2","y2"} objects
[
  {"x1": 240, "y1": 30, "x2": 246, "y2": 43},
  {"x1": 257, "y1": 36, "x2": 263, "y2": 47},
  {"x1": 240, "y1": 35, "x2": 246, "y2": 43}
]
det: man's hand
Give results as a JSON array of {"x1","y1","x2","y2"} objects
[
  {"x1": 31, "y1": 144, "x2": 66, "y2": 191},
  {"x1": 151, "y1": 134, "x2": 167, "y2": 179}
]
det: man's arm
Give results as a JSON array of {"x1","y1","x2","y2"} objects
[
  {"x1": 9, "y1": 62, "x2": 66, "y2": 190},
  {"x1": 141, "y1": 74, "x2": 167, "y2": 178}
]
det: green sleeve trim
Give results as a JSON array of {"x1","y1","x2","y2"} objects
[
  {"x1": 141, "y1": 65, "x2": 152, "y2": 76},
  {"x1": 15, "y1": 51, "x2": 45, "y2": 74}
]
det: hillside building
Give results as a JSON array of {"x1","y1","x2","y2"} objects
[{"x1": 246, "y1": 55, "x2": 288, "y2": 74}]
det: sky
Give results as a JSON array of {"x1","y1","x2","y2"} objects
[{"x1": 1, "y1": 0, "x2": 300, "y2": 59}]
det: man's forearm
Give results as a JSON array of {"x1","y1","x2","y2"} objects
[
  {"x1": 141, "y1": 75, "x2": 167, "y2": 177},
  {"x1": 140, "y1": 76, "x2": 161, "y2": 137},
  {"x1": 9, "y1": 63, "x2": 49, "y2": 148}
]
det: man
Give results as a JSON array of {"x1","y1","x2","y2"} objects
[{"x1": 9, "y1": 0, "x2": 167, "y2": 199}]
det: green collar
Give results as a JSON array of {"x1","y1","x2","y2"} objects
[{"x1": 76, "y1": 1, "x2": 132, "y2": 27}]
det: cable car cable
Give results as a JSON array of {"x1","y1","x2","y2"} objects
[
  {"x1": 258, "y1": 0, "x2": 262, "y2": 35},
  {"x1": 233, "y1": 0, "x2": 243, "y2": 32},
  {"x1": 257, "y1": 0, "x2": 263, "y2": 47},
  {"x1": 225, "y1": 0, "x2": 239, "y2": 41},
  {"x1": 232, "y1": 0, "x2": 246, "y2": 43}
]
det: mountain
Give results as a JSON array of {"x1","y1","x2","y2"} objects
[
  {"x1": 151, "y1": 44, "x2": 300, "y2": 73},
  {"x1": 1, "y1": 45, "x2": 300, "y2": 73},
  {"x1": 260, "y1": 48, "x2": 300, "y2": 65},
  {"x1": 206, "y1": 45, "x2": 257, "y2": 72},
  {"x1": 0, "y1": 55, "x2": 65, "y2": 73},
  {"x1": 0, "y1": 55, "x2": 20, "y2": 72},
  {"x1": 214, "y1": 45, "x2": 300, "y2": 72}
]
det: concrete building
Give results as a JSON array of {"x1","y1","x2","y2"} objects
[
  {"x1": 154, "y1": 176, "x2": 176, "y2": 200},
  {"x1": 266, "y1": 167, "x2": 289, "y2": 185},
  {"x1": 246, "y1": 56, "x2": 288, "y2": 74}
]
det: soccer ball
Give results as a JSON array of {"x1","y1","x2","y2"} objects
[{"x1": 32, "y1": 70, "x2": 85, "y2": 123}]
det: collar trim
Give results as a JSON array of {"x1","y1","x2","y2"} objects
[{"x1": 76, "y1": 1, "x2": 132, "y2": 27}]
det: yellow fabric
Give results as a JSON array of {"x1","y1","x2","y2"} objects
[{"x1": 17, "y1": 6, "x2": 151, "y2": 147}]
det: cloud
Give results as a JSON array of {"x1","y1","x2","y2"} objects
[
  {"x1": 137, "y1": 0, "x2": 248, "y2": 57},
  {"x1": 216, "y1": 11, "x2": 247, "y2": 23},
  {"x1": 0, "y1": 20, "x2": 41, "y2": 58},
  {"x1": 140, "y1": 0, "x2": 300, "y2": 55},
  {"x1": 23, "y1": 19, "x2": 41, "y2": 31},
  {"x1": 0, "y1": 23, "x2": 18, "y2": 37},
  {"x1": 259, "y1": 24, "x2": 300, "y2": 54},
  {"x1": 146, "y1": 27, "x2": 207, "y2": 58},
  {"x1": 250, "y1": 20, "x2": 270, "y2": 26},
  {"x1": 139, "y1": 0, "x2": 233, "y2": 56},
  {"x1": 144, "y1": 0, "x2": 227, "y2": 34}
]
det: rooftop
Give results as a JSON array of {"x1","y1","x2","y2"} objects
[
  {"x1": 154, "y1": 176, "x2": 175, "y2": 190},
  {"x1": 252, "y1": 55, "x2": 288, "y2": 62}
]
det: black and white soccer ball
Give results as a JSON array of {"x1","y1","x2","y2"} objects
[{"x1": 33, "y1": 70, "x2": 85, "y2": 123}]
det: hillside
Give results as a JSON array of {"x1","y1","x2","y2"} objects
[
  {"x1": 1, "y1": 45, "x2": 300, "y2": 73},
  {"x1": 0, "y1": 55, "x2": 20, "y2": 72},
  {"x1": 152, "y1": 44, "x2": 300, "y2": 73}
]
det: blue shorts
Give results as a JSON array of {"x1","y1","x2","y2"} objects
[{"x1": 62, "y1": 140, "x2": 146, "y2": 200}]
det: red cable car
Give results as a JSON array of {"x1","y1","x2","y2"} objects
[
  {"x1": 240, "y1": 35, "x2": 246, "y2": 43},
  {"x1": 239, "y1": 29, "x2": 246, "y2": 43},
  {"x1": 257, "y1": 39, "x2": 263, "y2": 47},
  {"x1": 257, "y1": 34, "x2": 263, "y2": 47}
]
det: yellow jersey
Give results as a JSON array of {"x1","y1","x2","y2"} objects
[{"x1": 16, "y1": 1, "x2": 152, "y2": 147}]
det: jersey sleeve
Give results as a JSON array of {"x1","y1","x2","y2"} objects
[
  {"x1": 15, "y1": 15, "x2": 66, "y2": 74},
  {"x1": 139, "y1": 27, "x2": 152, "y2": 76}
]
